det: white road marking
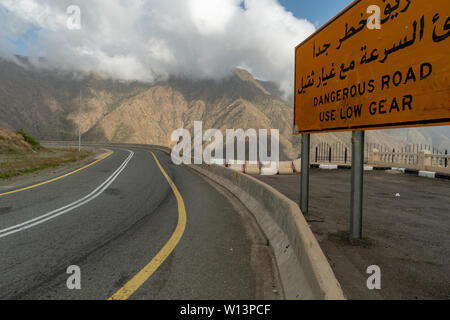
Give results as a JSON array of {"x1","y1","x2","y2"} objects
[{"x1": 0, "y1": 150, "x2": 134, "y2": 239}]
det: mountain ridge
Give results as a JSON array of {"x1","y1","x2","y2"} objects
[{"x1": 0, "y1": 58, "x2": 448, "y2": 160}]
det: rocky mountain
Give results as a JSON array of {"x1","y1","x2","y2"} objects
[
  {"x1": 383, "y1": 127, "x2": 450, "y2": 152},
  {"x1": 0, "y1": 57, "x2": 448, "y2": 160}
]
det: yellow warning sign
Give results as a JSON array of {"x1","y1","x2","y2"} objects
[{"x1": 294, "y1": 0, "x2": 450, "y2": 134}]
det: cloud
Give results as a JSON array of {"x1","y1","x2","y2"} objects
[{"x1": 0, "y1": 0, "x2": 315, "y2": 94}]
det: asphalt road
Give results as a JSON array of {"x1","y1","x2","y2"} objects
[{"x1": 0, "y1": 147, "x2": 281, "y2": 300}]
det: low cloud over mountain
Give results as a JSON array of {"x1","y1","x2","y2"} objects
[{"x1": 0, "y1": 0, "x2": 315, "y2": 95}]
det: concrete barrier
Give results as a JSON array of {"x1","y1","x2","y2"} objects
[
  {"x1": 391, "y1": 167, "x2": 406, "y2": 173},
  {"x1": 279, "y1": 161, "x2": 294, "y2": 175},
  {"x1": 260, "y1": 162, "x2": 279, "y2": 175},
  {"x1": 319, "y1": 164, "x2": 338, "y2": 170},
  {"x1": 189, "y1": 164, "x2": 345, "y2": 300},
  {"x1": 419, "y1": 171, "x2": 436, "y2": 179},
  {"x1": 227, "y1": 160, "x2": 245, "y2": 173},
  {"x1": 293, "y1": 159, "x2": 301, "y2": 173},
  {"x1": 244, "y1": 161, "x2": 260, "y2": 175}
]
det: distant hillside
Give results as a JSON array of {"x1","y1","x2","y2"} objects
[
  {"x1": 0, "y1": 58, "x2": 448, "y2": 159},
  {"x1": 0, "y1": 57, "x2": 151, "y2": 140},
  {"x1": 383, "y1": 127, "x2": 450, "y2": 151}
]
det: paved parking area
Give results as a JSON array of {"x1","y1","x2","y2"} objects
[{"x1": 255, "y1": 169, "x2": 450, "y2": 300}]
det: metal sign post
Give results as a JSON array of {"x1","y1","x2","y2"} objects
[
  {"x1": 350, "y1": 130, "x2": 365, "y2": 239},
  {"x1": 300, "y1": 134, "x2": 310, "y2": 214},
  {"x1": 293, "y1": 0, "x2": 449, "y2": 241}
]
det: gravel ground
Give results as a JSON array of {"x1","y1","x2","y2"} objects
[{"x1": 255, "y1": 169, "x2": 450, "y2": 300}]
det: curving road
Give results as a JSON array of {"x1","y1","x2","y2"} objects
[{"x1": 0, "y1": 147, "x2": 280, "y2": 300}]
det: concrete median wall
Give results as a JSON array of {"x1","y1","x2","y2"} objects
[{"x1": 189, "y1": 164, "x2": 345, "y2": 300}]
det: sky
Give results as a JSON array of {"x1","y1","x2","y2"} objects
[
  {"x1": 281, "y1": 0, "x2": 354, "y2": 27},
  {"x1": 0, "y1": 0, "x2": 354, "y2": 95}
]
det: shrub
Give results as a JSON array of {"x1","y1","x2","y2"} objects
[{"x1": 16, "y1": 129, "x2": 41, "y2": 150}]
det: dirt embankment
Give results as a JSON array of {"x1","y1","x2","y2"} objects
[
  {"x1": 0, "y1": 128, "x2": 34, "y2": 154},
  {"x1": 0, "y1": 128, "x2": 93, "y2": 180}
]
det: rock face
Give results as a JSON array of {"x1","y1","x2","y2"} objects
[
  {"x1": 83, "y1": 70, "x2": 301, "y2": 159},
  {"x1": 1, "y1": 58, "x2": 448, "y2": 160}
]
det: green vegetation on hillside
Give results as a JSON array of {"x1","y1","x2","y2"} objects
[
  {"x1": 16, "y1": 129, "x2": 41, "y2": 150},
  {"x1": 1, "y1": 127, "x2": 94, "y2": 180},
  {"x1": 0, "y1": 128, "x2": 33, "y2": 154}
]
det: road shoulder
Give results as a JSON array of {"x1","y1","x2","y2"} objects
[
  {"x1": 188, "y1": 165, "x2": 283, "y2": 300},
  {"x1": 0, "y1": 147, "x2": 110, "y2": 194}
]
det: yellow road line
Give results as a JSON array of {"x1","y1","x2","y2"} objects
[
  {"x1": 109, "y1": 151, "x2": 187, "y2": 300},
  {"x1": 0, "y1": 151, "x2": 114, "y2": 197}
]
